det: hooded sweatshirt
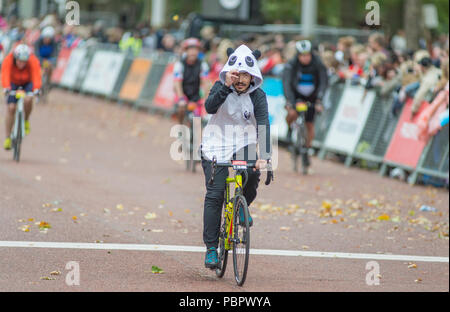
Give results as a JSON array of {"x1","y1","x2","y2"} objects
[{"x1": 201, "y1": 45, "x2": 271, "y2": 162}]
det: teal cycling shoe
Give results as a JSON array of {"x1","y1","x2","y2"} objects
[{"x1": 205, "y1": 247, "x2": 219, "y2": 269}]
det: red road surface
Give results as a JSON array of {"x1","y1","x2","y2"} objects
[{"x1": 0, "y1": 89, "x2": 448, "y2": 292}]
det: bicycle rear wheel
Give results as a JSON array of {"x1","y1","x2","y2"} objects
[{"x1": 232, "y1": 195, "x2": 250, "y2": 286}]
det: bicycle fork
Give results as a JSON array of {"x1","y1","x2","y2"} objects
[{"x1": 12, "y1": 99, "x2": 25, "y2": 141}]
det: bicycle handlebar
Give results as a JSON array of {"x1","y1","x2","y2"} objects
[
  {"x1": 208, "y1": 156, "x2": 274, "y2": 186},
  {"x1": 6, "y1": 90, "x2": 40, "y2": 97}
]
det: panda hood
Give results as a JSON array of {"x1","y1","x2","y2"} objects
[{"x1": 219, "y1": 44, "x2": 263, "y2": 94}]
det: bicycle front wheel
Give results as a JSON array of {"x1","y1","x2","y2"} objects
[
  {"x1": 232, "y1": 195, "x2": 250, "y2": 286},
  {"x1": 216, "y1": 191, "x2": 229, "y2": 278},
  {"x1": 13, "y1": 115, "x2": 22, "y2": 162}
]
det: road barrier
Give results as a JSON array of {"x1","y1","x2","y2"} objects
[
  {"x1": 347, "y1": 93, "x2": 400, "y2": 168},
  {"x1": 409, "y1": 122, "x2": 449, "y2": 185},
  {"x1": 312, "y1": 79, "x2": 345, "y2": 149},
  {"x1": 118, "y1": 57, "x2": 153, "y2": 104},
  {"x1": 136, "y1": 52, "x2": 176, "y2": 112},
  {"x1": 380, "y1": 98, "x2": 431, "y2": 178},
  {"x1": 318, "y1": 81, "x2": 377, "y2": 162},
  {"x1": 51, "y1": 43, "x2": 448, "y2": 186},
  {"x1": 81, "y1": 50, "x2": 126, "y2": 96}
]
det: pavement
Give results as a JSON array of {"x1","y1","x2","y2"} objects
[{"x1": 0, "y1": 89, "x2": 448, "y2": 292}]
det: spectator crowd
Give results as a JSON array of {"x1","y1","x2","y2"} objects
[{"x1": 1, "y1": 12, "x2": 448, "y2": 142}]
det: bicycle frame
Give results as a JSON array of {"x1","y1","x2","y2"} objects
[{"x1": 223, "y1": 170, "x2": 244, "y2": 250}]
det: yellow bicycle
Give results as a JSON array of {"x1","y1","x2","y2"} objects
[{"x1": 209, "y1": 156, "x2": 273, "y2": 286}]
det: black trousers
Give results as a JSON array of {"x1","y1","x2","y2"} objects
[{"x1": 201, "y1": 146, "x2": 261, "y2": 249}]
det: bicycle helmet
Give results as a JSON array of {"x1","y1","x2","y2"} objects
[
  {"x1": 182, "y1": 37, "x2": 202, "y2": 50},
  {"x1": 296, "y1": 40, "x2": 312, "y2": 54},
  {"x1": 41, "y1": 26, "x2": 55, "y2": 39},
  {"x1": 13, "y1": 44, "x2": 31, "y2": 62}
]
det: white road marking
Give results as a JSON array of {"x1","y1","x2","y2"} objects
[{"x1": 0, "y1": 241, "x2": 448, "y2": 263}]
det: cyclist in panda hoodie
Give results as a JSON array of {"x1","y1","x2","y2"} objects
[{"x1": 200, "y1": 44, "x2": 272, "y2": 269}]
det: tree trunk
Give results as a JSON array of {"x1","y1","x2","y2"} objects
[
  {"x1": 340, "y1": 0, "x2": 357, "y2": 27},
  {"x1": 404, "y1": 0, "x2": 422, "y2": 50}
]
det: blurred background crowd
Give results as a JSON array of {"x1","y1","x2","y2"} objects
[{"x1": 0, "y1": 0, "x2": 448, "y2": 126}]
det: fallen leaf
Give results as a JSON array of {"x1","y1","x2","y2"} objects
[
  {"x1": 408, "y1": 263, "x2": 417, "y2": 269},
  {"x1": 322, "y1": 201, "x2": 332, "y2": 211},
  {"x1": 377, "y1": 214, "x2": 390, "y2": 221},
  {"x1": 150, "y1": 265, "x2": 164, "y2": 274},
  {"x1": 19, "y1": 225, "x2": 30, "y2": 232},
  {"x1": 280, "y1": 226, "x2": 291, "y2": 231},
  {"x1": 50, "y1": 271, "x2": 61, "y2": 275},
  {"x1": 144, "y1": 212, "x2": 157, "y2": 220},
  {"x1": 39, "y1": 221, "x2": 51, "y2": 229},
  {"x1": 40, "y1": 276, "x2": 56, "y2": 280},
  {"x1": 414, "y1": 278, "x2": 422, "y2": 283},
  {"x1": 116, "y1": 204, "x2": 124, "y2": 211}
]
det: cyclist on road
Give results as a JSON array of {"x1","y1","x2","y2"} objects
[
  {"x1": 35, "y1": 26, "x2": 58, "y2": 68},
  {"x1": 200, "y1": 45, "x2": 272, "y2": 269},
  {"x1": 1, "y1": 44, "x2": 41, "y2": 150},
  {"x1": 173, "y1": 37, "x2": 210, "y2": 125},
  {"x1": 282, "y1": 40, "x2": 328, "y2": 169}
]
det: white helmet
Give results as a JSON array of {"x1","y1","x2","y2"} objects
[
  {"x1": 296, "y1": 40, "x2": 312, "y2": 54},
  {"x1": 13, "y1": 44, "x2": 31, "y2": 62},
  {"x1": 41, "y1": 26, "x2": 55, "y2": 39}
]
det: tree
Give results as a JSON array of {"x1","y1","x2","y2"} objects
[{"x1": 404, "y1": 0, "x2": 422, "y2": 50}]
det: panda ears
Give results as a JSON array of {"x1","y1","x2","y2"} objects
[
  {"x1": 252, "y1": 50, "x2": 261, "y2": 60},
  {"x1": 226, "y1": 48, "x2": 261, "y2": 59}
]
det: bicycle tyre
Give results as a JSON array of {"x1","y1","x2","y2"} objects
[
  {"x1": 299, "y1": 122, "x2": 309, "y2": 175},
  {"x1": 232, "y1": 195, "x2": 250, "y2": 286},
  {"x1": 14, "y1": 116, "x2": 22, "y2": 162},
  {"x1": 216, "y1": 191, "x2": 229, "y2": 278}
]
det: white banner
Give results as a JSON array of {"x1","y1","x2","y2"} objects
[
  {"x1": 323, "y1": 84, "x2": 376, "y2": 154},
  {"x1": 59, "y1": 48, "x2": 87, "y2": 88},
  {"x1": 81, "y1": 51, "x2": 125, "y2": 95}
]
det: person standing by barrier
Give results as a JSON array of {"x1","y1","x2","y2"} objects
[
  {"x1": 1, "y1": 44, "x2": 41, "y2": 150},
  {"x1": 173, "y1": 37, "x2": 209, "y2": 125},
  {"x1": 282, "y1": 40, "x2": 328, "y2": 170}
]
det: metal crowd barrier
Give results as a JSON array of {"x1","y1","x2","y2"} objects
[
  {"x1": 347, "y1": 93, "x2": 400, "y2": 168},
  {"x1": 312, "y1": 79, "x2": 345, "y2": 149},
  {"x1": 136, "y1": 51, "x2": 176, "y2": 113},
  {"x1": 409, "y1": 124, "x2": 449, "y2": 185}
]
